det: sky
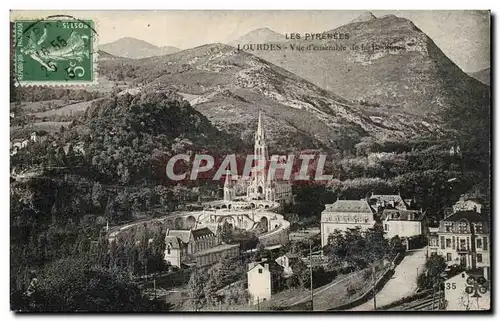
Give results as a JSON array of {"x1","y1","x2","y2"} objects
[{"x1": 11, "y1": 10, "x2": 490, "y2": 72}]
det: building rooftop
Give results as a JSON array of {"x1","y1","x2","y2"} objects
[
  {"x1": 166, "y1": 230, "x2": 192, "y2": 244},
  {"x1": 324, "y1": 200, "x2": 375, "y2": 213},
  {"x1": 248, "y1": 259, "x2": 284, "y2": 274},
  {"x1": 191, "y1": 227, "x2": 214, "y2": 239},
  {"x1": 165, "y1": 235, "x2": 181, "y2": 249},
  {"x1": 194, "y1": 243, "x2": 239, "y2": 256},
  {"x1": 370, "y1": 194, "x2": 409, "y2": 209},
  {"x1": 443, "y1": 210, "x2": 486, "y2": 223},
  {"x1": 381, "y1": 209, "x2": 425, "y2": 221}
]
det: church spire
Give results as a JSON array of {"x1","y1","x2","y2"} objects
[
  {"x1": 256, "y1": 111, "x2": 265, "y2": 142},
  {"x1": 223, "y1": 170, "x2": 233, "y2": 202}
]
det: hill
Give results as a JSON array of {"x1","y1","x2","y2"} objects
[
  {"x1": 99, "y1": 43, "x2": 443, "y2": 153},
  {"x1": 234, "y1": 13, "x2": 490, "y2": 116},
  {"x1": 100, "y1": 37, "x2": 180, "y2": 59},
  {"x1": 468, "y1": 68, "x2": 490, "y2": 85}
]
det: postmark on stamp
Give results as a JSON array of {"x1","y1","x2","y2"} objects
[{"x1": 13, "y1": 16, "x2": 97, "y2": 86}]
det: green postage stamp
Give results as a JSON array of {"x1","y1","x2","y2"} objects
[{"x1": 14, "y1": 18, "x2": 97, "y2": 86}]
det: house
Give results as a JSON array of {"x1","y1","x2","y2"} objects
[
  {"x1": 164, "y1": 235, "x2": 183, "y2": 267},
  {"x1": 369, "y1": 193, "x2": 412, "y2": 211},
  {"x1": 275, "y1": 253, "x2": 301, "y2": 277},
  {"x1": 381, "y1": 209, "x2": 428, "y2": 249},
  {"x1": 320, "y1": 199, "x2": 377, "y2": 248},
  {"x1": 63, "y1": 142, "x2": 86, "y2": 155},
  {"x1": 164, "y1": 227, "x2": 216, "y2": 267},
  {"x1": 30, "y1": 130, "x2": 48, "y2": 143},
  {"x1": 164, "y1": 227, "x2": 239, "y2": 267},
  {"x1": 453, "y1": 196, "x2": 483, "y2": 214},
  {"x1": 444, "y1": 270, "x2": 490, "y2": 311},
  {"x1": 428, "y1": 210, "x2": 490, "y2": 272},
  {"x1": 247, "y1": 259, "x2": 284, "y2": 305},
  {"x1": 10, "y1": 139, "x2": 30, "y2": 156}
]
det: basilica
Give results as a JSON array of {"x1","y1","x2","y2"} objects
[{"x1": 224, "y1": 112, "x2": 293, "y2": 205}]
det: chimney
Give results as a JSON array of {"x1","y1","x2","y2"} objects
[
  {"x1": 248, "y1": 262, "x2": 257, "y2": 271},
  {"x1": 264, "y1": 263, "x2": 269, "y2": 270}
]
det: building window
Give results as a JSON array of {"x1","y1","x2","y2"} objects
[
  {"x1": 440, "y1": 236, "x2": 445, "y2": 249},
  {"x1": 459, "y1": 239, "x2": 466, "y2": 251},
  {"x1": 446, "y1": 238, "x2": 452, "y2": 248},
  {"x1": 457, "y1": 222, "x2": 467, "y2": 233},
  {"x1": 475, "y1": 223, "x2": 483, "y2": 234},
  {"x1": 483, "y1": 237, "x2": 488, "y2": 251},
  {"x1": 477, "y1": 238, "x2": 482, "y2": 249},
  {"x1": 258, "y1": 269, "x2": 263, "y2": 274},
  {"x1": 477, "y1": 253, "x2": 483, "y2": 263},
  {"x1": 167, "y1": 248, "x2": 171, "y2": 255},
  {"x1": 384, "y1": 224, "x2": 389, "y2": 231},
  {"x1": 446, "y1": 253, "x2": 452, "y2": 262},
  {"x1": 445, "y1": 223, "x2": 453, "y2": 233}
]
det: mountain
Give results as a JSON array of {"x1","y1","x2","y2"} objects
[
  {"x1": 349, "y1": 11, "x2": 377, "y2": 24},
  {"x1": 100, "y1": 37, "x2": 180, "y2": 59},
  {"x1": 98, "y1": 50, "x2": 120, "y2": 60},
  {"x1": 99, "y1": 43, "x2": 442, "y2": 153},
  {"x1": 468, "y1": 68, "x2": 490, "y2": 85},
  {"x1": 234, "y1": 13, "x2": 490, "y2": 116},
  {"x1": 229, "y1": 28, "x2": 285, "y2": 46}
]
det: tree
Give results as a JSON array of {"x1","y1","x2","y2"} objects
[
  {"x1": 91, "y1": 182, "x2": 104, "y2": 209},
  {"x1": 219, "y1": 222, "x2": 233, "y2": 244},
  {"x1": 389, "y1": 235, "x2": 406, "y2": 256},
  {"x1": 364, "y1": 224, "x2": 389, "y2": 263},
  {"x1": 188, "y1": 268, "x2": 207, "y2": 311},
  {"x1": 11, "y1": 256, "x2": 168, "y2": 312},
  {"x1": 417, "y1": 254, "x2": 447, "y2": 289}
]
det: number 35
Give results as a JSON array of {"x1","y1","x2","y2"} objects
[{"x1": 66, "y1": 61, "x2": 85, "y2": 78}]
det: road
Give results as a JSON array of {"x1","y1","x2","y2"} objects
[{"x1": 350, "y1": 247, "x2": 427, "y2": 311}]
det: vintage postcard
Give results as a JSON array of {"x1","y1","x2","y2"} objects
[{"x1": 9, "y1": 10, "x2": 491, "y2": 312}]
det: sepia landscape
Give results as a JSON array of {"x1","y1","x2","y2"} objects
[{"x1": 10, "y1": 10, "x2": 491, "y2": 312}]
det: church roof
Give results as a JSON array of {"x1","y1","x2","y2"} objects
[{"x1": 324, "y1": 200, "x2": 375, "y2": 213}]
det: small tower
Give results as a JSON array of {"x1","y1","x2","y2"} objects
[{"x1": 224, "y1": 171, "x2": 235, "y2": 202}]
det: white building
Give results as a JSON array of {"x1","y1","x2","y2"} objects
[
  {"x1": 320, "y1": 199, "x2": 377, "y2": 248},
  {"x1": 381, "y1": 209, "x2": 427, "y2": 238},
  {"x1": 247, "y1": 259, "x2": 283, "y2": 305}
]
